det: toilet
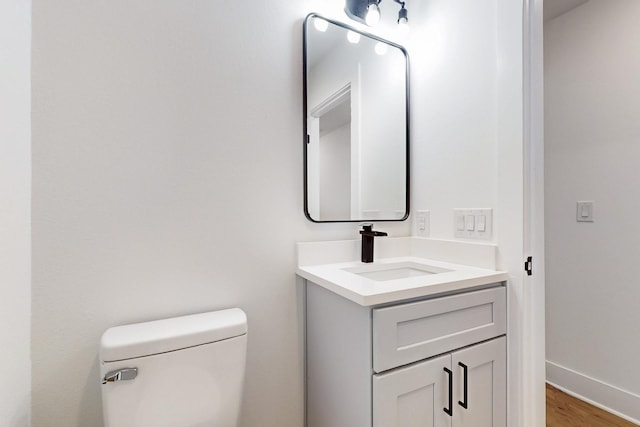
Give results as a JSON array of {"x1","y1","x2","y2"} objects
[{"x1": 99, "y1": 308, "x2": 247, "y2": 427}]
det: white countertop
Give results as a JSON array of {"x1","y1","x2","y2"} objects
[{"x1": 297, "y1": 256, "x2": 508, "y2": 306}]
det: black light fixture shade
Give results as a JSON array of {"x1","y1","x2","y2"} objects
[
  {"x1": 345, "y1": 0, "x2": 377, "y2": 25},
  {"x1": 397, "y1": 5, "x2": 408, "y2": 23}
]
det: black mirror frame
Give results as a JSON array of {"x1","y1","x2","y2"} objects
[{"x1": 302, "y1": 13, "x2": 410, "y2": 223}]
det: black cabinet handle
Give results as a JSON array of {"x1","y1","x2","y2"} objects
[
  {"x1": 443, "y1": 367, "x2": 453, "y2": 417},
  {"x1": 458, "y1": 362, "x2": 468, "y2": 409}
]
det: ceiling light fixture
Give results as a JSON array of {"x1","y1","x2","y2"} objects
[{"x1": 344, "y1": 0, "x2": 409, "y2": 30}]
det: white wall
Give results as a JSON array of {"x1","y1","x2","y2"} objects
[
  {"x1": 409, "y1": 0, "x2": 499, "y2": 239},
  {"x1": 30, "y1": 0, "x2": 527, "y2": 425},
  {"x1": 0, "y1": 0, "x2": 31, "y2": 425},
  {"x1": 30, "y1": 1, "x2": 410, "y2": 426},
  {"x1": 545, "y1": 0, "x2": 640, "y2": 422}
]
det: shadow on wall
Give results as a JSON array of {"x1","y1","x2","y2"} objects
[{"x1": 78, "y1": 357, "x2": 103, "y2": 426}]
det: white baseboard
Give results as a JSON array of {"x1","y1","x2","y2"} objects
[{"x1": 546, "y1": 360, "x2": 640, "y2": 425}]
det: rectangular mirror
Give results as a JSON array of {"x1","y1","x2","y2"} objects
[{"x1": 303, "y1": 14, "x2": 410, "y2": 223}]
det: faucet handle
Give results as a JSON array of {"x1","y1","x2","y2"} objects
[{"x1": 359, "y1": 223, "x2": 388, "y2": 237}]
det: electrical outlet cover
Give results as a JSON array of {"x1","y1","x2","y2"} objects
[{"x1": 414, "y1": 210, "x2": 430, "y2": 237}]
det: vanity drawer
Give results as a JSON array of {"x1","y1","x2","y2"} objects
[{"x1": 372, "y1": 286, "x2": 506, "y2": 373}]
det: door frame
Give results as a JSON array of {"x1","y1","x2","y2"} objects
[{"x1": 522, "y1": 0, "x2": 546, "y2": 425}]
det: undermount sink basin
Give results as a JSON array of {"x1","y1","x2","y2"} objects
[{"x1": 343, "y1": 262, "x2": 452, "y2": 282}]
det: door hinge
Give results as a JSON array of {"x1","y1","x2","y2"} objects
[{"x1": 525, "y1": 256, "x2": 533, "y2": 276}]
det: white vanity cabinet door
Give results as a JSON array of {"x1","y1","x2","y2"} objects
[
  {"x1": 452, "y1": 336, "x2": 506, "y2": 427},
  {"x1": 372, "y1": 337, "x2": 506, "y2": 427},
  {"x1": 373, "y1": 354, "x2": 451, "y2": 427}
]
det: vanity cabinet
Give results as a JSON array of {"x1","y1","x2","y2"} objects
[
  {"x1": 373, "y1": 336, "x2": 506, "y2": 427},
  {"x1": 305, "y1": 282, "x2": 506, "y2": 427}
]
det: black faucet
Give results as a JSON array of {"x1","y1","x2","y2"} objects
[{"x1": 359, "y1": 224, "x2": 388, "y2": 263}]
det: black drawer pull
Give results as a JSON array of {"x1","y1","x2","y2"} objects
[
  {"x1": 443, "y1": 367, "x2": 453, "y2": 417},
  {"x1": 458, "y1": 362, "x2": 468, "y2": 409}
]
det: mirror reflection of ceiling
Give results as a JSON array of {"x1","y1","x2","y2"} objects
[
  {"x1": 319, "y1": 98, "x2": 350, "y2": 135},
  {"x1": 308, "y1": 27, "x2": 343, "y2": 69}
]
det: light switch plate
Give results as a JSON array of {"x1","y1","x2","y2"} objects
[
  {"x1": 454, "y1": 208, "x2": 493, "y2": 240},
  {"x1": 576, "y1": 201, "x2": 594, "y2": 222},
  {"x1": 414, "y1": 210, "x2": 430, "y2": 237}
]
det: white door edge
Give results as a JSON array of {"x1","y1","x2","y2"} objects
[{"x1": 522, "y1": 0, "x2": 546, "y2": 426}]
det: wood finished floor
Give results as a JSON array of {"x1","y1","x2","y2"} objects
[{"x1": 546, "y1": 384, "x2": 638, "y2": 426}]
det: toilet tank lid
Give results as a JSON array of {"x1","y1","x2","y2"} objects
[{"x1": 100, "y1": 308, "x2": 247, "y2": 362}]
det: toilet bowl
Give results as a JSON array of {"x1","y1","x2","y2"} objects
[{"x1": 99, "y1": 308, "x2": 247, "y2": 427}]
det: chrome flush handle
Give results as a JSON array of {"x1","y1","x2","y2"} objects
[{"x1": 102, "y1": 367, "x2": 138, "y2": 385}]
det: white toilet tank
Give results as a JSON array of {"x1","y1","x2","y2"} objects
[{"x1": 100, "y1": 308, "x2": 247, "y2": 427}]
